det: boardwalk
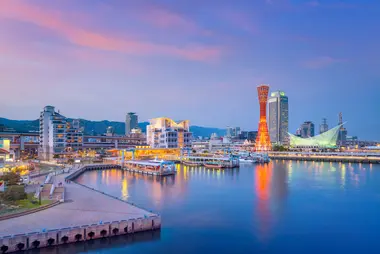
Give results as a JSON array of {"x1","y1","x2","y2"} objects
[{"x1": 0, "y1": 172, "x2": 154, "y2": 237}]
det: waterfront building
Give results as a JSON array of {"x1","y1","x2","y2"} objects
[
  {"x1": 300, "y1": 121, "x2": 315, "y2": 138},
  {"x1": 125, "y1": 112, "x2": 138, "y2": 135},
  {"x1": 146, "y1": 117, "x2": 192, "y2": 148},
  {"x1": 65, "y1": 119, "x2": 84, "y2": 152},
  {"x1": 255, "y1": 85, "x2": 271, "y2": 151},
  {"x1": 39, "y1": 106, "x2": 83, "y2": 160},
  {"x1": 289, "y1": 124, "x2": 341, "y2": 149},
  {"x1": 268, "y1": 91, "x2": 289, "y2": 145},
  {"x1": 319, "y1": 118, "x2": 329, "y2": 134},
  {"x1": 39, "y1": 106, "x2": 67, "y2": 160}
]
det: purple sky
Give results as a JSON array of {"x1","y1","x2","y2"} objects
[{"x1": 0, "y1": 0, "x2": 379, "y2": 140}]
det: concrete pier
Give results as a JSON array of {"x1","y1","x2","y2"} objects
[{"x1": 0, "y1": 165, "x2": 161, "y2": 253}]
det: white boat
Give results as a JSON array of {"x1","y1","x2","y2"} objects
[{"x1": 239, "y1": 157, "x2": 257, "y2": 163}]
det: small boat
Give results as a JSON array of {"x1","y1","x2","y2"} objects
[
  {"x1": 182, "y1": 161, "x2": 202, "y2": 166},
  {"x1": 203, "y1": 163, "x2": 225, "y2": 169},
  {"x1": 239, "y1": 157, "x2": 257, "y2": 163}
]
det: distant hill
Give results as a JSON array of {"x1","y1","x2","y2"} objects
[{"x1": 0, "y1": 118, "x2": 226, "y2": 138}]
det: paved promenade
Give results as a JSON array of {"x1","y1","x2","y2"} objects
[{"x1": 0, "y1": 172, "x2": 154, "y2": 237}]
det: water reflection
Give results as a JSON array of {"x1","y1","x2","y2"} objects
[
  {"x1": 74, "y1": 162, "x2": 380, "y2": 254},
  {"x1": 254, "y1": 162, "x2": 288, "y2": 241}
]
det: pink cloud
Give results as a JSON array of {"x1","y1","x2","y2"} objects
[
  {"x1": 303, "y1": 56, "x2": 347, "y2": 69},
  {"x1": 0, "y1": 0, "x2": 222, "y2": 62}
]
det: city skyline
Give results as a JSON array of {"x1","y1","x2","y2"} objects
[{"x1": 1, "y1": 0, "x2": 380, "y2": 139}]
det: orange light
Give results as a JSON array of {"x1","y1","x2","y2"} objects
[{"x1": 255, "y1": 85, "x2": 271, "y2": 151}]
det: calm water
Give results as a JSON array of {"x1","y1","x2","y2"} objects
[{"x1": 65, "y1": 161, "x2": 380, "y2": 253}]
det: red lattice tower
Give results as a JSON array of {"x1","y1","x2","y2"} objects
[{"x1": 255, "y1": 85, "x2": 271, "y2": 151}]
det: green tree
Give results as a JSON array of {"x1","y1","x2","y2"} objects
[
  {"x1": 0, "y1": 171, "x2": 21, "y2": 186},
  {"x1": 1, "y1": 185, "x2": 27, "y2": 202}
]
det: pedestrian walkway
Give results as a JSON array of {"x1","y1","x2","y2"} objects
[{"x1": 0, "y1": 171, "x2": 154, "y2": 237}]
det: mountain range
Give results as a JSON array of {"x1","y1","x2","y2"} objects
[{"x1": 0, "y1": 118, "x2": 226, "y2": 138}]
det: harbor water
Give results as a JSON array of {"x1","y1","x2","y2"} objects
[{"x1": 40, "y1": 161, "x2": 380, "y2": 253}]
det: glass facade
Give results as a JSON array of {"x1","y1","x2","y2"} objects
[
  {"x1": 289, "y1": 124, "x2": 341, "y2": 148},
  {"x1": 268, "y1": 91, "x2": 289, "y2": 145}
]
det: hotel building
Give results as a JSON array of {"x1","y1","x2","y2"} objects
[
  {"x1": 268, "y1": 91, "x2": 289, "y2": 145},
  {"x1": 39, "y1": 106, "x2": 83, "y2": 160},
  {"x1": 146, "y1": 117, "x2": 192, "y2": 148}
]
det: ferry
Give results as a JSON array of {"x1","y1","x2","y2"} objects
[
  {"x1": 181, "y1": 155, "x2": 240, "y2": 169},
  {"x1": 123, "y1": 160, "x2": 176, "y2": 176}
]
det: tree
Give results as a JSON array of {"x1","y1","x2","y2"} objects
[
  {"x1": 1, "y1": 245, "x2": 8, "y2": 254},
  {"x1": 16, "y1": 243, "x2": 25, "y2": 251},
  {"x1": 61, "y1": 236, "x2": 69, "y2": 243},
  {"x1": 32, "y1": 240, "x2": 40, "y2": 249},
  {"x1": 75, "y1": 234, "x2": 82, "y2": 242},
  {"x1": 112, "y1": 228, "x2": 119, "y2": 235},
  {"x1": 0, "y1": 171, "x2": 21, "y2": 186},
  {"x1": 47, "y1": 238, "x2": 55, "y2": 246},
  {"x1": 53, "y1": 154, "x2": 60, "y2": 159},
  {"x1": 67, "y1": 158, "x2": 75, "y2": 164},
  {"x1": 1, "y1": 185, "x2": 27, "y2": 202},
  {"x1": 100, "y1": 230, "x2": 107, "y2": 237},
  {"x1": 88, "y1": 231, "x2": 95, "y2": 239}
]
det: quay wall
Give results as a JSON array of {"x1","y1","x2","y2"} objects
[
  {"x1": 269, "y1": 155, "x2": 380, "y2": 164},
  {"x1": 0, "y1": 216, "x2": 161, "y2": 253}
]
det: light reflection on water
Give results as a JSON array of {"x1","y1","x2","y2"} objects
[{"x1": 73, "y1": 161, "x2": 380, "y2": 254}]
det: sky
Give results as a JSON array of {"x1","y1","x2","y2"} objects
[{"x1": 0, "y1": 0, "x2": 379, "y2": 140}]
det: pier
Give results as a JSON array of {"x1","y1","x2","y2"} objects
[
  {"x1": 0, "y1": 164, "x2": 161, "y2": 253},
  {"x1": 268, "y1": 152, "x2": 380, "y2": 164}
]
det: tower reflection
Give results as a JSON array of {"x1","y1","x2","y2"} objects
[{"x1": 254, "y1": 162, "x2": 288, "y2": 241}]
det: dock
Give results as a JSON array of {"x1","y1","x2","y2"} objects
[
  {"x1": 268, "y1": 152, "x2": 380, "y2": 164},
  {"x1": 0, "y1": 164, "x2": 161, "y2": 253}
]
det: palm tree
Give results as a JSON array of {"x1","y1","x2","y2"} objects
[
  {"x1": 32, "y1": 240, "x2": 40, "y2": 248},
  {"x1": 112, "y1": 228, "x2": 119, "y2": 235},
  {"x1": 61, "y1": 236, "x2": 69, "y2": 244},
  {"x1": 75, "y1": 234, "x2": 82, "y2": 242},
  {"x1": 16, "y1": 243, "x2": 25, "y2": 251},
  {"x1": 100, "y1": 229, "x2": 108, "y2": 238},
  {"x1": 47, "y1": 238, "x2": 55, "y2": 246},
  {"x1": 88, "y1": 231, "x2": 95, "y2": 240}
]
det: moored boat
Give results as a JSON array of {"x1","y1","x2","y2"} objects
[{"x1": 203, "y1": 163, "x2": 225, "y2": 169}]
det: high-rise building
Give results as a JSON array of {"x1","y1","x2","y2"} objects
[
  {"x1": 226, "y1": 126, "x2": 241, "y2": 138},
  {"x1": 125, "y1": 112, "x2": 138, "y2": 135},
  {"x1": 337, "y1": 112, "x2": 347, "y2": 146},
  {"x1": 226, "y1": 126, "x2": 233, "y2": 137},
  {"x1": 255, "y1": 85, "x2": 271, "y2": 151},
  {"x1": 300, "y1": 121, "x2": 315, "y2": 138},
  {"x1": 146, "y1": 117, "x2": 192, "y2": 148},
  {"x1": 39, "y1": 106, "x2": 83, "y2": 161},
  {"x1": 268, "y1": 91, "x2": 289, "y2": 145},
  {"x1": 319, "y1": 118, "x2": 329, "y2": 134}
]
